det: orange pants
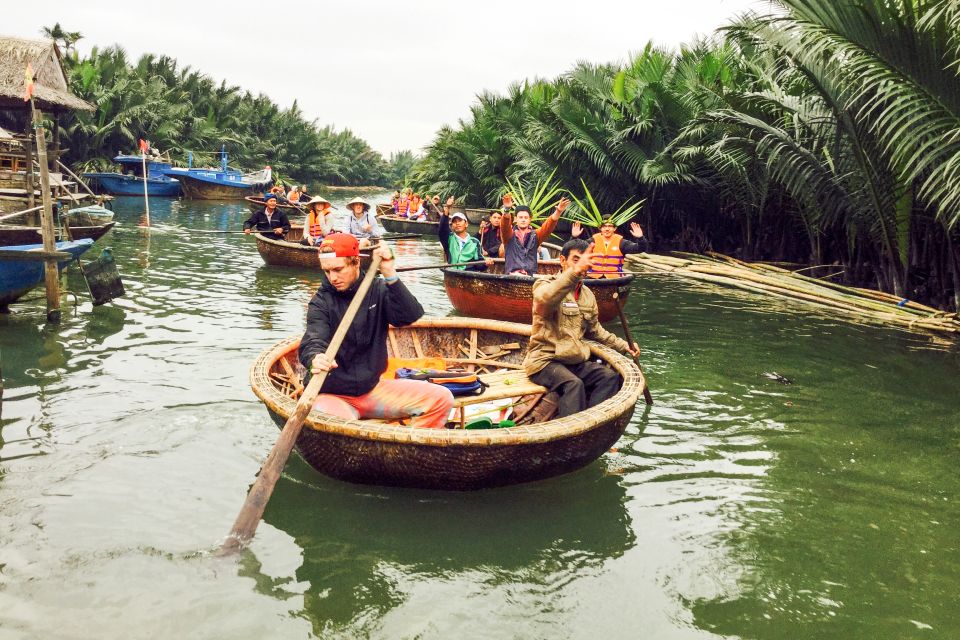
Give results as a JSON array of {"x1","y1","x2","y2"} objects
[{"x1": 313, "y1": 378, "x2": 454, "y2": 429}]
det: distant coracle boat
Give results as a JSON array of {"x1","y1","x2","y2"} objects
[
  {"x1": 250, "y1": 316, "x2": 644, "y2": 490},
  {"x1": 255, "y1": 226, "x2": 378, "y2": 270},
  {"x1": 377, "y1": 214, "x2": 440, "y2": 235},
  {"x1": 245, "y1": 196, "x2": 305, "y2": 215},
  {"x1": 62, "y1": 204, "x2": 114, "y2": 226},
  {"x1": 443, "y1": 259, "x2": 634, "y2": 324}
]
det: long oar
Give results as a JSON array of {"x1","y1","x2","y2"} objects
[
  {"x1": 396, "y1": 260, "x2": 486, "y2": 272},
  {"x1": 613, "y1": 292, "x2": 653, "y2": 405},
  {"x1": 220, "y1": 253, "x2": 383, "y2": 555}
]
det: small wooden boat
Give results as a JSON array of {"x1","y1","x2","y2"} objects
[
  {"x1": 542, "y1": 242, "x2": 562, "y2": 259},
  {"x1": 0, "y1": 221, "x2": 116, "y2": 247},
  {"x1": 83, "y1": 154, "x2": 181, "y2": 197},
  {"x1": 245, "y1": 196, "x2": 305, "y2": 215},
  {"x1": 164, "y1": 149, "x2": 272, "y2": 200},
  {"x1": 0, "y1": 238, "x2": 94, "y2": 307},
  {"x1": 443, "y1": 260, "x2": 634, "y2": 323},
  {"x1": 376, "y1": 203, "x2": 393, "y2": 216},
  {"x1": 250, "y1": 316, "x2": 644, "y2": 490},
  {"x1": 465, "y1": 207, "x2": 498, "y2": 224},
  {"x1": 63, "y1": 204, "x2": 114, "y2": 226},
  {"x1": 378, "y1": 214, "x2": 440, "y2": 235},
  {"x1": 255, "y1": 226, "x2": 378, "y2": 270}
]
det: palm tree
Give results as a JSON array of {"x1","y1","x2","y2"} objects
[{"x1": 41, "y1": 23, "x2": 82, "y2": 52}]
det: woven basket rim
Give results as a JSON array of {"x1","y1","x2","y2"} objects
[
  {"x1": 249, "y1": 316, "x2": 644, "y2": 446},
  {"x1": 442, "y1": 261, "x2": 635, "y2": 287}
]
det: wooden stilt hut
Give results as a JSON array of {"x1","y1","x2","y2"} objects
[{"x1": 0, "y1": 35, "x2": 94, "y2": 321}]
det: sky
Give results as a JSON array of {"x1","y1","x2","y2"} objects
[{"x1": 6, "y1": 0, "x2": 764, "y2": 156}]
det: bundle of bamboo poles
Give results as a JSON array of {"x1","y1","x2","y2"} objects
[{"x1": 626, "y1": 252, "x2": 960, "y2": 338}]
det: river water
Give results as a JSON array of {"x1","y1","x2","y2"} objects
[{"x1": 0, "y1": 192, "x2": 957, "y2": 639}]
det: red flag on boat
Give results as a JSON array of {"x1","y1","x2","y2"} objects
[
  {"x1": 138, "y1": 138, "x2": 149, "y2": 154},
  {"x1": 23, "y1": 63, "x2": 34, "y2": 101}
]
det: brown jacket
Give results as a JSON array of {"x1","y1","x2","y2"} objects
[{"x1": 523, "y1": 269, "x2": 630, "y2": 375}]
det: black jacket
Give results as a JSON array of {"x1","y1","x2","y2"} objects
[
  {"x1": 243, "y1": 207, "x2": 291, "y2": 234},
  {"x1": 477, "y1": 225, "x2": 502, "y2": 258},
  {"x1": 298, "y1": 272, "x2": 424, "y2": 396}
]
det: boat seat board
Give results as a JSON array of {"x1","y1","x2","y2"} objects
[{"x1": 451, "y1": 369, "x2": 546, "y2": 408}]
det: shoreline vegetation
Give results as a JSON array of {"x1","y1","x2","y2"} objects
[
  {"x1": 0, "y1": 34, "x2": 413, "y2": 188},
  {"x1": 410, "y1": 0, "x2": 960, "y2": 313}
]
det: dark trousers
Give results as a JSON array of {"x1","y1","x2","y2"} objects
[{"x1": 529, "y1": 360, "x2": 621, "y2": 418}]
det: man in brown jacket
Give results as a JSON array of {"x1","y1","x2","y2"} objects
[{"x1": 524, "y1": 238, "x2": 640, "y2": 417}]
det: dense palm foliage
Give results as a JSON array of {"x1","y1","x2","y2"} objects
[
  {"x1": 412, "y1": 0, "x2": 960, "y2": 309},
  {"x1": 25, "y1": 41, "x2": 411, "y2": 186}
]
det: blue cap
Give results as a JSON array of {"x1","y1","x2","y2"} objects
[{"x1": 264, "y1": 194, "x2": 277, "y2": 201}]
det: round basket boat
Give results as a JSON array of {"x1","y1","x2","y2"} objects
[
  {"x1": 250, "y1": 317, "x2": 643, "y2": 490},
  {"x1": 377, "y1": 214, "x2": 440, "y2": 235},
  {"x1": 443, "y1": 260, "x2": 634, "y2": 324},
  {"x1": 245, "y1": 196, "x2": 305, "y2": 215},
  {"x1": 255, "y1": 227, "x2": 378, "y2": 270}
]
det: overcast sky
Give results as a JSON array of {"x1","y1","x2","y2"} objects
[{"x1": 7, "y1": 0, "x2": 764, "y2": 156}]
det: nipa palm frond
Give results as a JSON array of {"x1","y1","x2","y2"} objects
[{"x1": 568, "y1": 179, "x2": 645, "y2": 228}]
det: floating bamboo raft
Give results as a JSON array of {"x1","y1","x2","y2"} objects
[{"x1": 627, "y1": 252, "x2": 960, "y2": 338}]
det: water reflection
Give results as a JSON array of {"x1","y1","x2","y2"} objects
[{"x1": 261, "y1": 463, "x2": 634, "y2": 635}]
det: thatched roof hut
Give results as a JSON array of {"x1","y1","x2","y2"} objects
[{"x1": 0, "y1": 35, "x2": 92, "y2": 112}]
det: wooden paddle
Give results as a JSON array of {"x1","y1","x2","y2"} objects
[
  {"x1": 613, "y1": 292, "x2": 654, "y2": 405},
  {"x1": 396, "y1": 260, "x2": 487, "y2": 272},
  {"x1": 219, "y1": 253, "x2": 384, "y2": 555}
]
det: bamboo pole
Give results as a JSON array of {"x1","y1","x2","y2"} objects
[
  {"x1": 141, "y1": 150, "x2": 150, "y2": 227},
  {"x1": 24, "y1": 136, "x2": 35, "y2": 210},
  {"x1": 626, "y1": 253, "x2": 959, "y2": 337},
  {"x1": 31, "y1": 105, "x2": 61, "y2": 324}
]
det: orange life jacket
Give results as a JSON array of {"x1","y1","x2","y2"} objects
[
  {"x1": 410, "y1": 197, "x2": 421, "y2": 213},
  {"x1": 590, "y1": 233, "x2": 624, "y2": 276},
  {"x1": 287, "y1": 189, "x2": 300, "y2": 203},
  {"x1": 396, "y1": 197, "x2": 410, "y2": 214},
  {"x1": 306, "y1": 211, "x2": 324, "y2": 239}
]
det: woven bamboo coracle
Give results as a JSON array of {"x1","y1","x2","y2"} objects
[
  {"x1": 249, "y1": 316, "x2": 644, "y2": 490},
  {"x1": 443, "y1": 260, "x2": 635, "y2": 324}
]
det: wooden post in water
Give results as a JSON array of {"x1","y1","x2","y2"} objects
[
  {"x1": 31, "y1": 107, "x2": 61, "y2": 324},
  {"x1": 23, "y1": 136, "x2": 35, "y2": 210}
]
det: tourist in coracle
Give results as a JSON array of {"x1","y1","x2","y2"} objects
[
  {"x1": 571, "y1": 220, "x2": 648, "y2": 277},
  {"x1": 297, "y1": 185, "x2": 311, "y2": 203},
  {"x1": 299, "y1": 234, "x2": 454, "y2": 428},
  {"x1": 499, "y1": 197, "x2": 569, "y2": 275},
  {"x1": 301, "y1": 196, "x2": 335, "y2": 246},
  {"x1": 524, "y1": 238, "x2": 640, "y2": 418},
  {"x1": 344, "y1": 197, "x2": 382, "y2": 239},
  {"x1": 286, "y1": 184, "x2": 302, "y2": 204},
  {"x1": 439, "y1": 197, "x2": 489, "y2": 271},
  {"x1": 424, "y1": 194, "x2": 444, "y2": 221},
  {"x1": 477, "y1": 210, "x2": 503, "y2": 258},
  {"x1": 395, "y1": 188, "x2": 411, "y2": 218},
  {"x1": 243, "y1": 194, "x2": 291, "y2": 238}
]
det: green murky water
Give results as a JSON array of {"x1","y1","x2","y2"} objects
[{"x1": 0, "y1": 192, "x2": 957, "y2": 639}]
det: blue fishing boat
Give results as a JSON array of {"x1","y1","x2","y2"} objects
[
  {"x1": 83, "y1": 154, "x2": 181, "y2": 197},
  {"x1": 164, "y1": 147, "x2": 272, "y2": 200},
  {"x1": 0, "y1": 238, "x2": 94, "y2": 307}
]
